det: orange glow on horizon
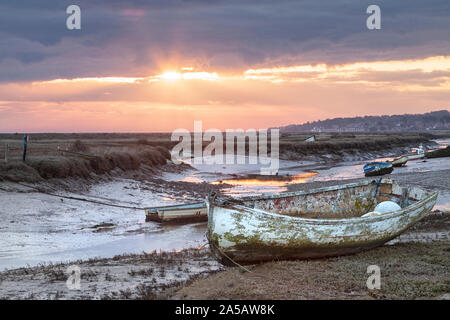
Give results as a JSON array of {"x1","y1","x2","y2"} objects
[
  {"x1": 1, "y1": 55, "x2": 448, "y2": 132},
  {"x1": 32, "y1": 55, "x2": 450, "y2": 89},
  {"x1": 159, "y1": 71, "x2": 183, "y2": 81}
]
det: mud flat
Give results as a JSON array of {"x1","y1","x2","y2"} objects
[
  {"x1": 0, "y1": 172, "x2": 223, "y2": 271},
  {"x1": 0, "y1": 211, "x2": 446, "y2": 300},
  {"x1": 0, "y1": 134, "x2": 448, "y2": 299},
  {"x1": 0, "y1": 170, "x2": 448, "y2": 299},
  {"x1": 0, "y1": 248, "x2": 223, "y2": 300}
]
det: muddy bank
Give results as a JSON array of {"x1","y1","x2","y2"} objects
[
  {"x1": 1, "y1": 132, "x2": 443, "y2": 184},
  {"x1": 0, "y1": 248, "x2": 223, "y2": 300},
  {"x1": 0, "y1": 147, "x2": 172, "y2": 184},
  {"x1": 278, "y1": 133, "x2": 438, "y2": 163},
  {"x1": 0, "y1": 210, "x2": 447, "y2": 300},
  {"x1": 0, "y1": 147, "x2": 448, "y2": 299},
  {"x1": 0, "y1": 173, "x2": 223, "y2": 271}
]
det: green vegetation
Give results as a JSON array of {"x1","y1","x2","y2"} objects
[{"x1": 426, "y1": 146, "x2": 450, "y2": 158}]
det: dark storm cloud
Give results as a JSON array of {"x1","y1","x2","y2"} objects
[{"x1": 0, "y1": 0, "x2": 449, "y2": 82}]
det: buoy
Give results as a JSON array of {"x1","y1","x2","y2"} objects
[{"x1": 374, "y1": 201, "x2": 401, "y2": 213}]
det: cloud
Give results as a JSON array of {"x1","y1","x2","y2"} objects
[
  {"x1": 1, "y1": 56, "x2": 449, "y2": 109},
  {"x1": 0, "y1": 0, "x2": 449, "y2": 82}
]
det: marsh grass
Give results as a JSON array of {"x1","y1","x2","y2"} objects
[
  {"x1": 0, "y1": 132, "x2": 443, "y2": 183},
  {"x1": 175, "y1": 242, "x2": 450, "y2": 300},
  {"x1": 0, "y1": 146, "x2": 171, "y2": 182}
]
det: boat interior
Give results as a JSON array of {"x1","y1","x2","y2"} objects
[{"x1": 238, "y1": 180, "x2": 429, "y2": 219}]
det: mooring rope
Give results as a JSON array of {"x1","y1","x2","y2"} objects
[
  {"x1": 210, "y1": 241, "x2": 253, "y2": 273},
  {"x1": 209, "y1": 241, "x2": 302, "y2": 286},
  {"x1": 11, "y1": 182, "x2": 148, "y2": 210}
]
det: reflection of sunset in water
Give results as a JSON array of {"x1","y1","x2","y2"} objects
[
  {"x1": 212, "y1": 172, "x2": 318, "y2": 187},
  {"x1": 224, "y1": 188, "x2": 285, "y2": 195},
  {"x1": 181, "y1": 176, "x2": 204, "y2": 183},
  {"x1": 213, "y1": 172, "x2": 318, "y2": 197}
]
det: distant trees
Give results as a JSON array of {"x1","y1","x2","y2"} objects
[{"x1": 279, "y1": 110, "x2": 450, "y2": 132}]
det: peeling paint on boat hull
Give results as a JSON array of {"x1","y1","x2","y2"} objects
[{"x1": 207, "y1": 179, "x2": 438, "y2": 265}]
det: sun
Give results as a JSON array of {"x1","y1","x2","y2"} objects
[{"x1": 159, "y1": 71, "x2": 182, "y2": 81}]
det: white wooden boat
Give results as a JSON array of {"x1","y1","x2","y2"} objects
[
  {"x1": 206, "y1": 179, "x2": 437, "y2": 265},
  {"x1": 145, "y1": 202, "x2": 207, "y2": 223},
  {"x1": 390, "y1": 156, "x2": 408, "y2": 167},
  {"x1": 404, "y1": 145, "x2": 425, "y2": 160}
]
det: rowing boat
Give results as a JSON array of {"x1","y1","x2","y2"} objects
[
  {"x1": 391, "y1": 156, "x2": 408, "y2": 167},
  {"x1": 206, "y1": 179, "x2": 437, "y2": 265},
  {"x1": 145, "y1": 202, "x2": 207, "y2": 223},
  {"x1": 363, "y1": 161, "x2": 393, "y2": 176},
  {"x1": 404, "y1": 145, "x2": 425, "y2": 160}
]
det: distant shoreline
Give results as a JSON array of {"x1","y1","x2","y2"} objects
[{"x1": 1, "y1": 132, "x2": 446, "y2": 184}]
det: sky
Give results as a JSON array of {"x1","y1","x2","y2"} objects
[{"x1": 0, "y1": 0, "x2": 449, "y2": 132}]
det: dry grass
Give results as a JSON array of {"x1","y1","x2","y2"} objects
[
  {"x1": 0, "y1": 134, "x2": 178, "y2": 183},
  {"x1": 0, "y1": 131, "x2": 444, "y2": 182},
  {"x1": 279, "y1": 132, "x2": 433, "y2": 155},
  {"x1": 175, "y1": 242, "x2": 450, "y2": 300},
  {"x1": 0, "y1": 147, "x2": 170, "y2": 182},
  {"x1": 68, "y1": 140, "x2": 90, "y2": 153}
]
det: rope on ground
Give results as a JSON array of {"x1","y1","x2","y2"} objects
[
  {"x1": 13, "y1": 182, "x2": 148, "y2": 210},
  {"x1": 210, "y1": 242, "x2": 254, "y2": 274},
  {"x1": 210, "y1": 240, "x2": 315, "y2": 285}
]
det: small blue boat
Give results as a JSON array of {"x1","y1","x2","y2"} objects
[{"x1": 363, "y1": 161, "x2": 393, "y2": 177}]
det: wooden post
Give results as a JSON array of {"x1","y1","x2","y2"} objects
[
  {"x1": 4, "y1": 143, "x2": 7, "y2": 163},
  {"x1": 23, "y1": 135, "x2": 28, "y2": 162}
]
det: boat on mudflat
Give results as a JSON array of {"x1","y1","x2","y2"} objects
[
  {"x1": 206, "y1": 179, "x2": 437, "y2": 266},
  {"x1": 426, "y1": 146, "x2": 450, "y2": 158},
  {"x1": 363, "y1": 161, "x2": 393, "y2": 176},
  {"x1": 404, "y1": 145, "x2": 425, "y2": 160},
  {"x1": 145, "y1": 202, "x2": 207, "y2": 223},
  {"x1": 390, "y1": 156, "x2": 408, "y2": 167}
]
